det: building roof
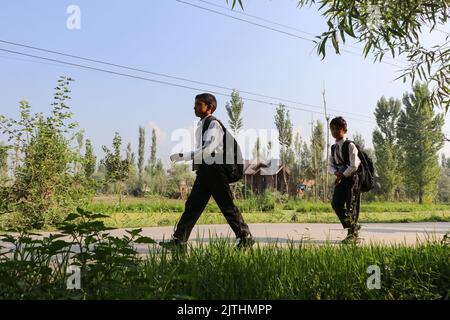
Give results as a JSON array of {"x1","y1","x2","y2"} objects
[
  {"x1": 244, "y1": 159, "x2": 285, "y2": 176},
  {"x1": 260, "y1": 165, "x2": 284, "y2": 176}
]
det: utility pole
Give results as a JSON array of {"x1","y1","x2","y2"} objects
[
  {"x1": 310, "y1": 114, "x2": 317, "y2": 201},
  {"x1": 322, "y1": 82, "x2": 330, "y2": 202}
]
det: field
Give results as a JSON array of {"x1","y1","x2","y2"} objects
[
  {"x1": 82, "y1": 196, "x2": 450, "y2": 230},
  {"x1": 1, "y1": 195, "x2": 448, "y2": 231}
]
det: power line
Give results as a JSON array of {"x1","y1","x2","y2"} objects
[
  {"x1": 0, "y1": 47, "x2": 364, "y2": 120},
  {"x1": 175, "y1": 0, "x2": 404, "y2": 68},
  {"x1": 0, "y1": 39, "x2": 374, "y2": 120},
  {"x1": 1, "y1": 47, "x2": 448, "y2": 136},
  {"x1": 435, "y1": 25, "x2": 450, "y2": 35},
  {"x1": 207, "y1": 0, "x2": 450, "y2": 38},
  {"x1": 199, "y1": 0, "x2": 448, "y2": 62},
  {"x1": 174, "y1": 2, "x2": 450, "y2": 131},
  {"x1": 198, "y1": 0, "x2": 318, "y2": 37},
  {"x1": 0, "y1": 54, "x2": 80, "y2": 69}
]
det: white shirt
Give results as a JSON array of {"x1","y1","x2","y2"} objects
[
  {"x1": 328, "y1": 136, "x2": 361, "y2": 177},
  {"x1": 181, "y1": 115, "x2": 224, "y2": 164}
]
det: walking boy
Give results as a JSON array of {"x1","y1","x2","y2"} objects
[
  {"x1": 159, "y1": 93, "x2": 254, "y2": 249},
  {"x1": 328, "y1": 117, "x2": 362, "y2": 243}
]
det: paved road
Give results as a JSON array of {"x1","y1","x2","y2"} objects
[
  {"x1": 111, "y1": 222, "x2": 450, "y2": 250},
  {"x1": 1, "y1": 223, "x2": 448, "y2": 253}
]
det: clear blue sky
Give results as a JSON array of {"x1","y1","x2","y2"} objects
[{"x1": 1, "y1": 0, "x2": 449, "y2": 166}]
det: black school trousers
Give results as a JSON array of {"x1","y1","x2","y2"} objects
[
  {"x1": 173, "y1": 164, "x2": 251, "y2": 242},
  {"x1": 331, "y1": 174, "x2": 361, "y2": 230}
]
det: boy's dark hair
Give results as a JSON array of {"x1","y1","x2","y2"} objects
[
  {"x1": 330, "y1": 116, "x2": 347, "y2": 131},
  {"x1": 196, "y1": 93, "x2": 217, "y2": 113}
]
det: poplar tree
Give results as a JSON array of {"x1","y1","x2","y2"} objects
[
  {"x1": 372, "y1": 97, "x2": 402, "y2": 200},
  {"x1": 397, "y1": 83, "x2": 445, "y2": 204},
  {"x1": 138, "y1": 126, "x2": 145, "y2": 192},
  {"x1": 102, "y1": 132, "x2": 130, "y2": 204},
  {"x1": 225, "y1": 90, "x2": 244, "y2": 138},
  {"x1": 275, "y1": 104, "x2": 293, "y2": 193},
  {"x1": 84, "y1": 139, "x2": 96, "y2": 179}
]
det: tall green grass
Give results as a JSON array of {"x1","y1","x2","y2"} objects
[
  {"x1": 143, "y1": 239, "x2": 449, "y2": 300},
  {"x1": 2, "y1": 208, "x2": 448, "y2": 300},
  {"x1": 1, "y1": 236, "x2": 448, "y2": 299}
]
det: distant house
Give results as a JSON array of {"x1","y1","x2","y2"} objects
[
  {"x1": 165, "y1": 166, "x2": 193, "y2": 199},
  {"x1": 243, "y1": 159, "x2": 290, "y2": 194},
  {"x1": 178, "y1": 180, "x2": 190, "y2": 199}
]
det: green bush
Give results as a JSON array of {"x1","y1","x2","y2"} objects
[
  {"x1": 0, "y1": 78, "x2": 94, "y2": 229},
  {"x1": 0, "y1": 207, "x2": 155, "y2": 299},
  {"x1": 255, "y1": 189, "x2": 276, "y2": 212}
]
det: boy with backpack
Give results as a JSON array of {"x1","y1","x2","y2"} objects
[
  {"x1": 328, "y1": 117, "x2": 374, "y2": 244},
  {"x1": 159, "y1": 93, "x2": 254, "y2": 249}
]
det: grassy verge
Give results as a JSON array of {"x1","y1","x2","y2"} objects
[
  {"x1": 2, "y1": 207, "x2": 448, "y2": 300},
  {"x1": 1, "y1": 238, "x2": 448, "y2": 299},
  {"x1": 88, "y1": 196, "x2": 450, "y2": 214},
  {"x1": 142, "y1": 240, "x2": 449, "y2": 300}
]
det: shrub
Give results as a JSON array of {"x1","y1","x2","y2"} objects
[{"x1": 0, "y1": 77, "x2": 94, "y2": 229}]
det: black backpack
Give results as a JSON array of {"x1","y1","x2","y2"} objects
[
  {"x1": 331, "y1": 140, "x2": 374, "y2": 192},
  {"x1": 201, "y1": 116, "x2": 244, "y2": 183}
]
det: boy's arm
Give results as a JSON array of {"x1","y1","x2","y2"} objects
[
  {"x1": 342, "y1": 142, "x2": 361, "y2": 177},
  {"x1": 328, "y1": 148, "x2": 338, "y2": 175}
]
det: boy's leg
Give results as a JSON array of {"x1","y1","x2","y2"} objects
[
  {"x1": 172, "y1": 171, "x2": 212, "y2": 242},
  {"x1": 345, "y1": 175, "x2": 360, "y2": 233},
  {"x1": 210, "y1": 166, "x2": 251, "y2": 239},
  {"x1": 348, "y1": 175, "x2": 362, "y2": 235},
  {"x1": 332, "y1": 179, "x2": 351, "y2": 229}
]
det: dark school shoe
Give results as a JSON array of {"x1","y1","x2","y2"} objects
[
  {"x1": 159, "y1": 238, "x2": 187, "y2": 251},
  {"x1": 341, "y1": 232, "x2": 360, "y2": 245},
  {"x1": 236, "y1": 234, "x2": 255, "y2": 249}
]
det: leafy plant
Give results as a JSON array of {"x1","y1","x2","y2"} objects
[
  {"x1": 0, "y1": 207, "x2": 155, "y2": 299},
  {"x1": 0, "y1": 76, "x2": 93, "y2": 229},
  {"x1": 102, "y1": 133, "x2": 130, "y2": 205}
]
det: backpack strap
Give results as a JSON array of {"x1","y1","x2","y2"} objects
[
  {"x1": 331, "y1": 144, "x2": 337, "y2": 166},
  {"x1": 342, "y1": 140, "x2": 352, "y2": 165},
  {"x1": 343, "y1": 140, "x2": 365, "y2": 173},
  {"x1": 202, "y1": 115, "x2": 217, "y2": 139},
  {"x1": 212, "y1": 118, "x2": 227, "y2": 157},
  {"x1": 201, "y1": 115, "x2": 227, "y2": 163},
  {"x1": 192, "y1": 115, "x2": 217, "y2": 171},
  {"x1": 332, "y1": 142, "x2": 351, "y2": 165}
]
